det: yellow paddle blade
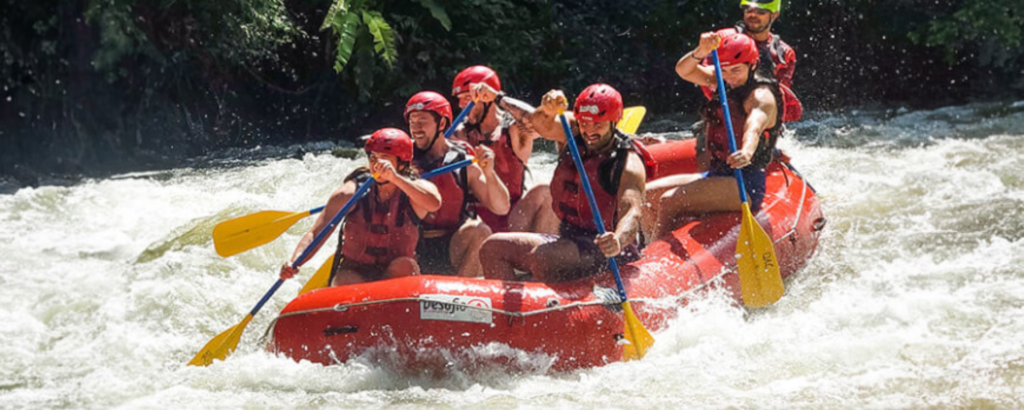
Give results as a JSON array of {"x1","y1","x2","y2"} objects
[
  {"x1": 617, "y1": 106, "x2": 647, "y2": 134},
  {"x1": 736, "y1": 203, "x2": 784, "y2": 308},
  {"x1": 620, "y1": 302, "x2": 655, "y2": 361},
  {"x1": 299, "y1": 255, "x2": 335, "y2": 295},
  {"x1": 213, "y1": 210, "x2": 313, "y2": 257},
  {"x1": 187, "y1": 314, "x2": 254, "y2": 366}
]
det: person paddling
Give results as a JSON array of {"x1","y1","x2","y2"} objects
[
  {"x1": 405, "y1": 91, "x2": 510, "y2": 277},
  {"x1": 450, "y1": 66, "x2": 559, "y2": 234},
  {"x1": 279, "y1": 128, "x2": 442, "y2": 286},
  {"x1": 650, "y1": 30, "x2": 783, "y2": 239},
  {"x1": 736, "y1": 0, "x2": 796, "y2": 88},
  {"x1": 481, "y1": 84, "x2": 646, "y2": 282}
]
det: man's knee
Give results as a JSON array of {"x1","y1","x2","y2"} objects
[
  {"x1": 457, "y1": 219, "x2": 493, "y2": 243},
  {"x1": 479, "y1": 233, "x2": 506, "y2": 256},
  {"x1": 522, "y1": 184, "x2": 551, "y2": 204},
  {"x1": 387, "y1": 257, "x2": 420, "y2": 277}
]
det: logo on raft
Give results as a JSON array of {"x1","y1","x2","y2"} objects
[{"x1": 419, "y1": 294, "x2": 493, "y2": 324}]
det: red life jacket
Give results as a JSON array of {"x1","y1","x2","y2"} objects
[
  {"x1": 414, "y1": 141, "x2": 472, "y2": 235},
  {"x1": 336, "y1": 172, "x2": 420, "y2": 266},
  {"x1": 702, "y1": 28, "x2": 802, "y2": 122},
  {"x1": 550, "y1": 130, "x2": 637, "y2": 235},
  {"x1": 779, "y1": 84, "x2": 802, "y2": 122},
  {"x1": 463, "y1": 113, "x2": 527, "y2": 232},
  {"x1": 462, "y1": 113, "x2": 526, "y2": 201},
  {"x1": 702, "y1": 75, "x2": 783, "y2": 169},
  {"x1": 701, "y1": 82, "x2": 801, "y2": 123},
  {"x1": 756, "y1": 33, "x2": 802, "y2": 122}
]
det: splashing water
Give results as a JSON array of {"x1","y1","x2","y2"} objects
[{"x1": 1, "y1": 102, "x2": 1023, "y2": 409}]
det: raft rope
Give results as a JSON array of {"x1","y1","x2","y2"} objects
[
  {"x1": 259, "y1": 298, "x2": 614, "y2": 344},
  {"x1": 774, "y1": 162, "x2": 809, "y2": 244},
  {"x1": 260, "y1": 166, "x2": 811, "y2": 343}
]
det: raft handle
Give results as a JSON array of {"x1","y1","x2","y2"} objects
[
  {"x1": 323, "y1": 325, "x2": 359, "y2": 336},
  {"x1": 812, "y1": 217, "x2": 827, "y2": 232}
]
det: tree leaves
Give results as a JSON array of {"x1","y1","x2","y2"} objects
[
  {"x1": 323, "y1": 0, "x2": 417, "y2": 76},
  {"x1": 362, "y1": 11, "x2": 397, "y2": 67},
  {"x1": 412, "y1": 0, "x2": 451, "y2": 31},
  {"x1": 321, "y1": 0, "x2": 347, "y2": 32},
  {"x1": 908, "y1": 0, "x2": 1022, "y2": 66},
  {"x1": 332, "y1": 12, "x2": 361, "y2": 73}
]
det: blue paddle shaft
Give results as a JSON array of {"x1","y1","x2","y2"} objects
[
  {"x1": 303, "y1": 159, "x2": 474, "y2": 220},
  {"x1": 243, "y1": 103, "x2": 481, "y2": 323},
  {"x1": 292, "y1": 178, "x2": 376, "y2": 270},
  {"x1": 249, "y1": 279, "x2": 285, "y2": 317},
  {"x1": 444, "y1": 101, "x2": 475, "y2": 139},
  {"x1": 710, "y1": 50, "x2": 750, "y2": 205},
  {"x1": 558, "y1": 115, "x2": 630, "y2": 303},
  {"x1": 245, "y1": 177, "x2": 375, "y2": 317}
]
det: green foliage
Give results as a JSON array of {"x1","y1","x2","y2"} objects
[
  {"x1": 363, "y1": 11, "x2": 397, "y2": 66},
  {"x1": 328, "y1": 12, "x2": 362, "y2": 72},
  {"x1": 412, "y1": 0, "x2": 452, "y2": 31},
  {"x1": 84, "y1": 0, "x2": 304, "y2": 77},
  {"x1": 4, "y1": 0, "x2": 1024, "y2": 183},
  {"x1": 909, "y1": 0, "x2": 1022, "y2": 66},
  {"x1": 84, "y1": 0, "x2": 148, "y2": 75},
  {"x1": 321, "y1": 0, "x2": 450, "y2": 78}
]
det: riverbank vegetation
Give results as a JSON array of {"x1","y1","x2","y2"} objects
[{"x1": 2, "y1": 0, "x2": 1020, "y2": 185}]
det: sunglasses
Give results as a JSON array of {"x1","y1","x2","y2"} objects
[{"x1": 742, "y1": 6, "x2": 771, "y2": 15}]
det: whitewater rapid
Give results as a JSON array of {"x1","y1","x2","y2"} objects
[{"x1": 1, "y1": 102, "x2": 1022, "y2": 409}]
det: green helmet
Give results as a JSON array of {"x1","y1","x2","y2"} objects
[{"x1": 740, "y1": 0, "x2": 781, "y2": 13}]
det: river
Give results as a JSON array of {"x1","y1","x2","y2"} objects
[{"x1": 1, "y1": 101, "x2": 1022, "y2": 409}]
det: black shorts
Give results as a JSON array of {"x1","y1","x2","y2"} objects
[
  {"x1": 416, "y1": 234, "x2": 456, "y2": 275},
  {"x1": 539, "y1": 223, "x2": 642, "y2": 281},
  {"x1": 330, "y1": 257, "x2": 388, "y2": 284}
]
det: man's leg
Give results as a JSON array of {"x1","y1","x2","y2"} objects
[
  {"x1": 656, "y1": 176, "x2": 741, "y2": 238},
  {"x1": 384, "y1": 257, "x2": 420, "y2": 279},
  {"x1": 643, "y1": 174, "x2": 702, "y2": 244},
  {"x1": 479, "y1": 233, "x2": 549, "y2": 280},
  {"x1": 508, "y1": 184, "x2": 559, "y2": 234},
  {"x1": 451, "y1": 218, "x2": 493, "y2": 277},
  {"x1": 527, "y1": 237, "x2": 587, "y2": 282}
]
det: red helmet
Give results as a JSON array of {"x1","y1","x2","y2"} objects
[
  {"x1": 404, "y1": 91, "x2": 453, "y2": 127},
  {"x1": 451, "y1": 65, "x2": 502, "y2": 96},
  {"x1": 573, "y1": 83, "x2": 623, "y2": 123},
  {"x1": 365, "y1": 127, "x2": 414, "y2": 162},
  {"x1": 716, "y1": 28, "x2": 759, "y2": 67}
]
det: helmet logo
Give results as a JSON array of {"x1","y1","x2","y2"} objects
[
  {"x1": 406, "y1": 102, "x2": 426, "y2": 113},
  {"x1": 578, "y1": 105, "x2": 601, "y2": 114}
]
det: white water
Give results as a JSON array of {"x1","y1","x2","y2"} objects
[{"x1": 2, "y1": 102, "x2": 1023, "y2": 409}]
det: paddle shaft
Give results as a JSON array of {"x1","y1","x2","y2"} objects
[
  {"x1": 245, "y1": 177, "x2": 377, "y2": 317},
  {"x1": 710, "y1": 50, "x2": 750, "y2": 204},
  {"x1": 444, "y1": 100, "x2": 475, "y2": 139},
  {"x1": 557, "y1": 114, "x2": 630, "y2": 303},
  {"x1": 298, "y1": 158, "x2": 475, "y2": 221},
  {"x1": 243, "y1": 112, "x2": 476, "y2": 225}
]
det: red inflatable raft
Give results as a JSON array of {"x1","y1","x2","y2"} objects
[{"x1": 265, "y1": 139, "x2": 825, "y2": 371}]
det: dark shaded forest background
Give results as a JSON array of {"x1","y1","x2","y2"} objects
[{"x1": 2, "y1": 0, "x2": 1022, "y2": 186}]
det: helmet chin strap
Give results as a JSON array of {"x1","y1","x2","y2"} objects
[{"x1": 413, "y1": 119, "x2": 447, "y2": 157}]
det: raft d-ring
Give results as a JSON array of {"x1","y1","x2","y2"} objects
[
  {"x1": 333, "y1": 304, "x2": 349, "y2": 312},
  {"x1": 546, "y1": 298, "x2": 560, "y2": 308},
  {"x1": 812, "y1": 217, "x2": 827, "y2": 232}
]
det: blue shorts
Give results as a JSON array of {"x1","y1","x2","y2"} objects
[{"x1": 707, "y1": 163, "x2": 767, "y2": 213}]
